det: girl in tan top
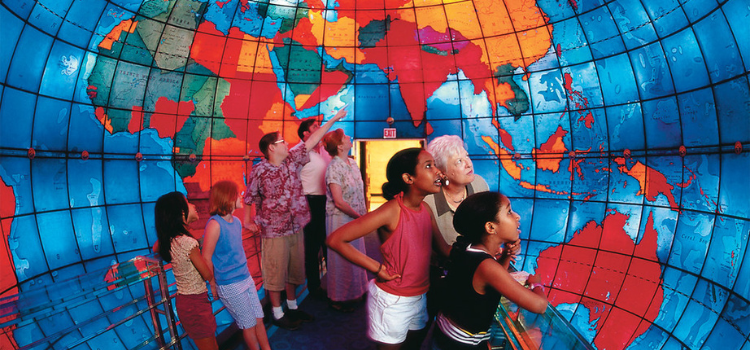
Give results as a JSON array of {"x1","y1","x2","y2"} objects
[{"x1": 155, "y1": 192, "x2": 217, "y2": 350}]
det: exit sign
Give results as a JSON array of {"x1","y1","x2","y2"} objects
[{"x1": 383, "y1": 128, "x2": 397, "y2": 138}]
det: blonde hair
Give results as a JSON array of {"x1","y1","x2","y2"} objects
[{"x1": 209, "y1": 180, "x2": 239, "y2": 216}]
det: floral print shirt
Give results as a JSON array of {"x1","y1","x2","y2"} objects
[
  {"x1": 325, "y1": 156, "x2": 366, "y2": 217},
  {"x1": 245, "y1": 142, "x2": 310, "y2": 238}
]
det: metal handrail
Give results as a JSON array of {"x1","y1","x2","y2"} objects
[{"x1": 0, "y1": 256, "x2": 182, "y2": 350}]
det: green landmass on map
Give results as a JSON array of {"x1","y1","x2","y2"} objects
[
  {"x1": 495, "y1": 64, "x2": 529, "y2": 118},
  {"x1": 358, "y1": 15, "x2": 391, "y2": 48}
]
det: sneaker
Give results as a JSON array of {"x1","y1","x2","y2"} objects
[
  {"x1": 272, "y1": 314, "x2": 301, "y2": 330},
  {"x1": 286, "y1": 308, "x2": 315, "y2": 323}
]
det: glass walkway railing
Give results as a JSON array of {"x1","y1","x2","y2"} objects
[
  {"x1": 490, "y1": 268, "x2": 594, "y2": 350},
  {"x1": 493, "y1": 294, "x2": 595, "y2": 350},
  {"x1": 1, "y1": 256, "x2": 593, "y2": 350},
  {"x1": 0, "y1": 256, "x2": 182, "y2": 350}
]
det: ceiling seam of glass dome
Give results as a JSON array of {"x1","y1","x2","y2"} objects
[{"x1": 2, "y1": 132, "x2": 745, "y2": 158}]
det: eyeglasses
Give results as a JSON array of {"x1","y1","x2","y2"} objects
[{"x1": 273, "y1": 139, "x2": 285, "y2": 144}]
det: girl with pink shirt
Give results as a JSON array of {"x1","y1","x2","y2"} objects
[{"x1": 327, "y1": 148, "x2": 451, "y2": 350}]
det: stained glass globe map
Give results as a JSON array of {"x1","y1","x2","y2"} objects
[{"x1": 1, "y1": 0, "x2": 749, "y2": 349}]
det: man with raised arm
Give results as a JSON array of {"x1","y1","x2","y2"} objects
[{"x1": 244, "y1": 108, "x2": 346, "y2": 330}]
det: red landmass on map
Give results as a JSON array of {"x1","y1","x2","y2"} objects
[
  {"x1": 286, "y1": 17, "x2": 315, "y2": 46},
  {"x1": 189, "y1": 21, "x2": 302, "y2": 151},
  {"x1": 361, "y1": 19, "x2": 494, "y2": 127},
  {"x1": 298, "y1": 70, "x2": 350, "y2": 111},
  {"x1": 191, "y1": 22, "x2": 232, "y2": 77},
  {"x1": 535, "y1": 210, "x2": 664, "y2": 349},
  {"x1": 184, "y1": 137, "x2": 251, "y2": 192},
  {"x1": 142, "y1": 98, "x2": 195, "y2": 138},
  {"x1": 0, "y1": 178, "x2": 18, "y2": 349},
  {"x1": 563, "y1": 72, "x2": 595, "y2": 129}
]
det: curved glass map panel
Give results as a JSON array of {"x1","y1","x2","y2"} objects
[{"x1": 1, "y1": 0, "x2": 749, "y2": 349}]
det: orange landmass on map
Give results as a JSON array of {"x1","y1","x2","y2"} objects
[
  {"x1": 94, "y1": 107, "x2": 114, "y2": 133},
  {"x1": 532, "y1": 126, "x2": 568, "y2": 172},
  {"x1": 482, "y1": 136, "x2": 522, "y2": 180},
  {"x1": 520, "y1": 182, "x2": 558, "y2": 193},
  {"x1": 312, "y1": 13, "x2": 365, "y2": 63},
  {"x1": 535, "y1": 210, "x2": 664, "y2": 350},
  {"x1": 98, "y1": 19, "x2": 137, "y2": 51},
  {"x1": 614, "y1": 157, "x2": 679, "y2": 210}
]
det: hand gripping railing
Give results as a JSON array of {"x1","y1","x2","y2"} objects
[
  {"x1": 0, "y1": 256, "x2": 182, "y2": 350},
  {"x1": 489, "y1": 266, "x2": 594, "y2": 350},
  {"x1": 493, "y1": 295, "x2": 595, "y2": 350}
]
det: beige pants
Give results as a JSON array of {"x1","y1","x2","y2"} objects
[{"x1": 261, "y1": 231, "x2": 306, "y2": 291}]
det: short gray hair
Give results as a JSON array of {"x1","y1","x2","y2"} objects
[{"x1": 426, "y1": 135, "x2": 467, "y2": 172}]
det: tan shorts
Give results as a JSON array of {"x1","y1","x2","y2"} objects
[{"x1": 261, "y1": 231, "x2": 306, "y2": 291}]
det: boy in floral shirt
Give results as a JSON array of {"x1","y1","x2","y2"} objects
[{"x1": 244, "y1": 108, "x2": 346, "y2": 330}]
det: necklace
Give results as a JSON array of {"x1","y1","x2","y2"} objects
[{"x1": 444, "y1": 187, "x2": 466, "y2": 204}]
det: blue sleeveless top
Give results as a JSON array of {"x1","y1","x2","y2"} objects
[{"x1": 208, "y1": 215, "x2": 250, "y2": 285}]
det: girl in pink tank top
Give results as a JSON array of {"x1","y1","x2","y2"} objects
[{"x1": 328, "y1": 148, "x2": 451, "y2": 349}]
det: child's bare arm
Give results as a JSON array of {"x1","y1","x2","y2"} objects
[
  {"x1": 327, "y1": 200, "x2": 401, "y2": 281},
  {"x1": 202, "y1": 220, "x2": 221, "y2": 297},
  {"x1": 477, "y1": 260, "x2": 547, "y2": 314},
  {"x1": 201, "y1": 220, "x2": 220, "y2": 279},
  {"x1": 189, "y1": 245, "x2": 213, "y2": 282}
]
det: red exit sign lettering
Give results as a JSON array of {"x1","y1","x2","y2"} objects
[{"x1": 383, "y1": 128, "x2": 397, "y2": 138}]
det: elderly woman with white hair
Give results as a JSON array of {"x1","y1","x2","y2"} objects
[{"x1": 424, "y1": 135, "x2": 489, "y2": 246}]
